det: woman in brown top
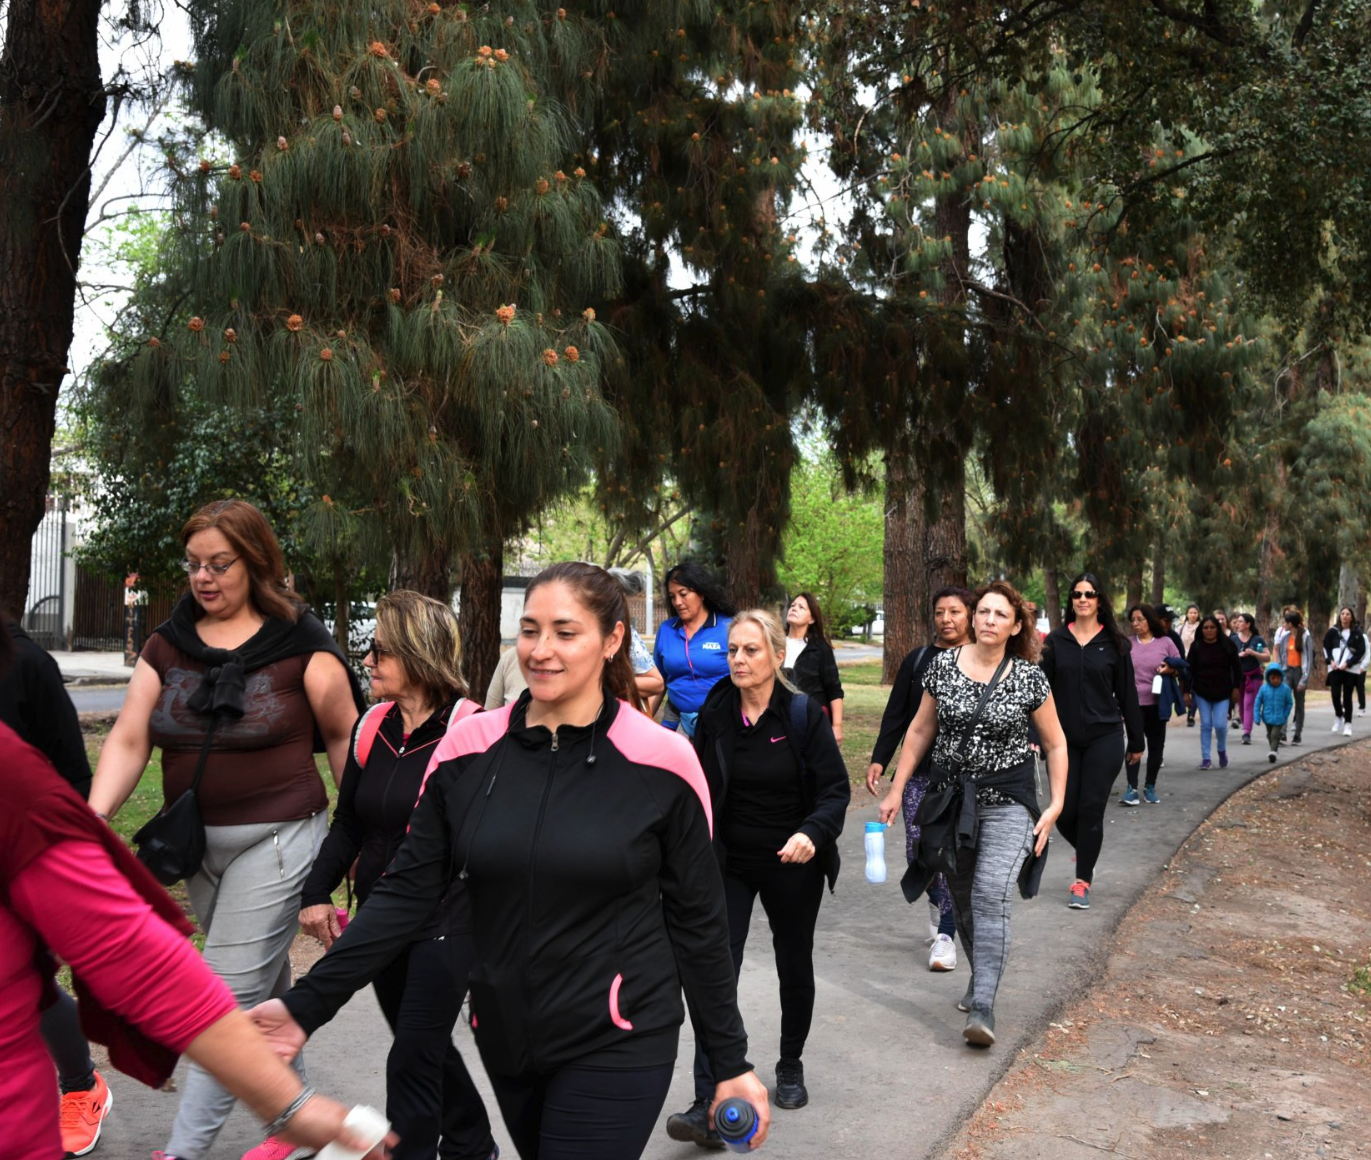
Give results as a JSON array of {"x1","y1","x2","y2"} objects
[{"x1": 89, "y1": 500, "x2": 360, "y2": 1160}]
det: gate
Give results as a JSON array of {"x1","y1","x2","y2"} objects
[{"x1": 23, "y1": 499, "x2": 69, "y2": 649}]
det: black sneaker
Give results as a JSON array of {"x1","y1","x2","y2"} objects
[
  {"x1": 963, "y1": 1009, "x2": 996, "y2": 1047},
  {"x1": 666, "y1": 1098, "x2": 725, "y2": 1149},
  {"x1": 774, "y1": 1057, "x2": 808, "y2": 1109}
]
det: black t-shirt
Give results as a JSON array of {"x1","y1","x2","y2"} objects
[{"x1": 720, "y1": 706, "x2": 806, "y2": 862}]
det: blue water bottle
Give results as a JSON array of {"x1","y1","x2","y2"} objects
[
  {"x1": 714, "y1": 1097, "x2": 759, "y2": 1153},
  {"x1": 864, "y1": 821, "x2": 888, "y2": 884}
]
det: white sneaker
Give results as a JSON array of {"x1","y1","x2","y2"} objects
[
  {"x1": 1359, "y1": 708, "x2": 1366, "y2": 717},
  {"x1": 929, "y1": 933, "x2": 957, "y2": 972},
  {"x1": 1344, "y1": 721, "x2": 1353, "y2": 737},
  {"x1": 1332, "y1": 718, "x2": 1344, "y2": 732}
]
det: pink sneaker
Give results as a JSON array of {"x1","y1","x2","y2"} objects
[{"x1": 240, "y1": 1139, "x2": 316, "y2": 1160}]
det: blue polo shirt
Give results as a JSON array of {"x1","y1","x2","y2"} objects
[{"x1": 653, "y1": 613, "x2": 733, "y2": 715}]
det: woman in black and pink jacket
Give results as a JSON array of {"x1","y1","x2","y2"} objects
[{"x1": 251, "y1": 563, "x2": 770, "y2": 1160}]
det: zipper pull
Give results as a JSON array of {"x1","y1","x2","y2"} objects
[
  {"x1": 551, "y1": 730, "x2": 559, "y2": 751},
  {"x1": 398, "y1": 745, "x2": 406, "y2": 755}
]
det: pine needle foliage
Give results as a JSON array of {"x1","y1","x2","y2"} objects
[{"x1": 133, "y1": 0, "x2": 624, "y2": 607}]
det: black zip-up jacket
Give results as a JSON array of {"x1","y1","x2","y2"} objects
[
  {"x1": 785, "y1": 636, "x2": 844, "y2": 712},
  {"x1": 282, "y1": 693, "x2": 751, "y2": 1081},
  {"x1": 869, "y1": 644, "x2": 943, "y2": 772},
  {"x1": 300, "y1": 700, "x2": 469, "y2": 937},
  {"x1": 1, "y1": 621, "x2": 91, "y2": 797},
  {"x1": 1040, "y1": 624, "x2": 1144, "y2": 752},
  {"x1": 1186, "y1": 638, "x2": 1244, "y2": 702},
  {"x1": 694, "y1": 679, "x2": 850, "y2": 892},
  {"x1": 1323, "y1": 626, "x2": 1367, "y2": 671}
]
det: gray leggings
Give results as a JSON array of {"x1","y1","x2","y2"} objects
[
  {"x1": 946, "y1": 803, "x2": 1034, "y2": 1016},
  {"x1": 166, "y1": 812, "x2": 326, "y2": 1159}
]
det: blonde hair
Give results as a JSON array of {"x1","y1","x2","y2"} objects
[
  {"x1": 729, "y1": 608, "x2": 799, "y2": 693},
  {"x1": 375, "y1": 590, "x2": 467, "y2": 707}
]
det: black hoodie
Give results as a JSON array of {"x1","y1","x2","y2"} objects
[
  {"x1": 282, "y1": 693, "x2": 750, "y2": 1081},
  {"x1": 1040, "y1": 624, "x2": 1144, "y2": 752}
]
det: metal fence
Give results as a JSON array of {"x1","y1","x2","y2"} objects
[
  {"x1": 71, "y1": 571, "x2": 180, "y2": 653},
  {"x1": 23, "y1": 500, "x2": 70, "y2": 649}
]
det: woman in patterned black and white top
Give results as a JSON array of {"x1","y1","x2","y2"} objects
[{"x1": 879, "y1": 581, "x2": 1067, "y2": 1047}]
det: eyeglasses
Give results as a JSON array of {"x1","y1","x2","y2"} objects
[
  {"x1": 367, "y1": 637, "x2": 392, "y2": 660},
  {"x1": 181, "y1": 557, "x2": 239, "y2": 576},
  {"x1": 1070, "y1": 589, "x2": 1099, "y2": 601}
]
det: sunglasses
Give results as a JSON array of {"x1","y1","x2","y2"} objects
[
  {"x1": 368, "y1": 637, "x2": 392, "y2": 659},
  {"x1": 1070, "y1": 590, "x2": 1099, "y2": 601}
]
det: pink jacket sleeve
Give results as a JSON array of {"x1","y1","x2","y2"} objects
[{"x1": 9, "y1": 840, "x2": 237, "y2": 1053}]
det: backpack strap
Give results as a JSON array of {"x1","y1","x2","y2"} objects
[{"x1": 353, "y1": 702, "x2": 393, "y2": 768}]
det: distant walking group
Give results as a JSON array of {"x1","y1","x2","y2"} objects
[{"x1": 3, "y1": 495, "x2": 1354, "y2": 1160}]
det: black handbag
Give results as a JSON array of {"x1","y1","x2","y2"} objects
[
  {"x1": 914, "y1": 654, "x2": 1011, "y2": 875},
  {"x1": 133, "y1": 714, "x2": 223, "y2": 886}
]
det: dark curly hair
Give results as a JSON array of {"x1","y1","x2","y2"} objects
[{"x1": 663, "y1": 562, "x2": 737, "y2": 619}]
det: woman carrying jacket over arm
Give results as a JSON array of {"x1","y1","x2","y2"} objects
[
  {"x1": 249, "y1": 563, "x2": 770, "y2": 1160},
  {"x1": 665, "y1": 609, "x2": 850, "y2": 1146},
  {"x1": 1039, "y1": 573, "x2": 1143, "y2": 912}
]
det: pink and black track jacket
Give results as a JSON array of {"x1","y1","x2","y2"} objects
[{"x1": 282, "y1": 692, "x2": 752, "y2": 1080}]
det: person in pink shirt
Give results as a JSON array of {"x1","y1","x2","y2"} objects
[
  {"x1": 0, "y1": 719, "x2": 388, "y2": 1160},
  {"x1": 1122, "y1": 604, "x2": 1181, "y2": 806}
]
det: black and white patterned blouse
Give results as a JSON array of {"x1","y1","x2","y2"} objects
[{"x1": 922, "y1": 647, "x2": 1050, "y2": 805}]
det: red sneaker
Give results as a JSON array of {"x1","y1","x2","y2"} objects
[
  {"x1": 60, "y1": 1070, "x2": 112, "y2": 1157},
  {"x1": 240, "y1": 1137, "x2": 316, "y2": 1160}
]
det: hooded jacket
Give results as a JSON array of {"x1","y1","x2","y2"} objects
[
  {"x1": 693, "y1": 678, "x2": 850, "y2": 892},
  {"x1": 281, "y1": 693, "x2": 750, "y2": 1081},
  {"x1": 1040, "y1": 624, "x2": 1144, "y2": 752},
  {"x1": 1271, "y1": 626, "x2": 1314, "y2": 687},
  {"x1": 1322, "y1": 625, "x2": 1367, "y2": 672},
  {"x1": 1253, "y1": 663, "x2": 1295, "y2": 727}
]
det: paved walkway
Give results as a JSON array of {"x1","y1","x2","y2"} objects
[
  {"x1": 95, "y1": 696, "x2": 1349, "y2": 1159},
  {"x1": 51, "y1": 649, "x2": 133, "y2": 684}
]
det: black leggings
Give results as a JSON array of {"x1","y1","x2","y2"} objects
[
  {"x1": 1329, "y1": 671, "x2": 1357, "y2": 722},
  {"x1": 372, "y1": 934, "x2": 494, "y2": 1160},
  {"x1": 1127, "y1": 705, "x2": 1168, "y2": 789},
  {"x1": 40, "y1": 986, "x2": 96, "y2": 1094},
  {"x1": 691, "y1": 856, "x2": 825, "y2": 1099},
  {"x1": 1055, "y1": 731, "x2": 1124, "y2": 884},
  {"x1": 486, "y1": 1061, "x2": 674, "y2": 1160}
]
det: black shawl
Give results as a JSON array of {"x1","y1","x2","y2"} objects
[{"x1": 153, "y1": 594, "x2": 365, "y2": 743}]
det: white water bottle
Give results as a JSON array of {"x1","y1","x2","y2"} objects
[
  {"x1": 864, "y1": 821, "x2": 888, "y2": 884},
  {"x1": 315, "y1": 1105, "x2": 390, "y2": 1160}
]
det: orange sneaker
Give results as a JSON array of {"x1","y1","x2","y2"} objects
[{"x1": 59, "y1": 1070, "x2": 112, "y2": 1157}]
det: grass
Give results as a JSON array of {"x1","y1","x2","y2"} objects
[
  {"x1": 835, "y1": 660, "x2": 893, "y2": 792},
  {"x1": 1351, "y1": 963, "x2": 1371, "y2": 997}
]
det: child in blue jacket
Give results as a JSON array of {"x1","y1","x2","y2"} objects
[{"x1": 1253, "y1": 662, "x2": 1295, "y2": 764}]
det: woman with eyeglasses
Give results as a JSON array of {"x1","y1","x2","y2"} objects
[
  {"x1": 297, "y1": 591, "x2": 496, "y2": 1160},
  {"x1": 1039, "y1": 573, "x2": 1143, "y2": 912},
  {"x1": 89, "y1": 499, "x2": 363, "y2": 1160}
]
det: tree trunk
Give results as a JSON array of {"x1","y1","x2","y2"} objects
[
  {"x1": 1255, "y1": 471, "x2": 1284, "y2": 635},
  {"x1": 1337, "y1": 560, "x2": 1359, "y2": 616},
  {"x1": 331, "y1": 568, "x2": 351, "y2": 655},
  {"x1": 391, "y1": 545, "x2": 453, "y2": 601},
  {"x1": 919, "y1": 465, "x2": 967, "y2": 614},
  {"x1": 1044, "y1": 566, "x2": 1063, "y2": 630},
  {"x1": 459, "y1": 539, "x2": 504, "y2": 703},
  {"x1": 881, "y1": 444, "x2": 922, "y2": 683},
  {"x1": 1125, "y1": 561, "x2": 1144, "y2": 610},
  {"x1": 0, "y1": 0, "x2": 106, "y2": 615},
  {"x1": 1151, "y1": 535, "x2": 1166, "y2": 607}
]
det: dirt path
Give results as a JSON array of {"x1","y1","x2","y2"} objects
[{"x1": 943, "y1": 742, "x2": 1371, "y2": 1160}]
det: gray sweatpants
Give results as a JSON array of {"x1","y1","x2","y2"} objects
[
  {"x1": 946, "y1": 802, "x2": 1034, "y2": 1016},
  {"x1": 166, "y1": 812, "x2": 326, "y2": 1159}
]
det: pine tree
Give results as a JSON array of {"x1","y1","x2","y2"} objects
[{"x1": 131, "y1": 0, "x2": 623, "y2": 692}]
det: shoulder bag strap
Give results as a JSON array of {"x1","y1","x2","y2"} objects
[
  {"x1": 187, "y1": 712, "x2": 225, "y2": 796},
  {"x1": 353, "y1": 702, "x2": 392, "y2": 768},
  {"x1": 945, "y1": 653, "x2": 1012, "y2": 771}
]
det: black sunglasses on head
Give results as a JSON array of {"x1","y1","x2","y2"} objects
[{"x1": 1071, "y1": 589, "x2": 1099, "y2": 601}]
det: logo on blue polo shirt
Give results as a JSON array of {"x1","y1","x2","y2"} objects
[{"x1": 702, "y1": 641, "x2": 721, "y2": 650}]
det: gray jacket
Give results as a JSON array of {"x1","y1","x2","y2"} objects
[{"x1": 1271, "y1": 627, "x2": 1314, "y2": 687}]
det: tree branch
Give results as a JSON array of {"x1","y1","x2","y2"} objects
[
  {"x1": 1146, "y1": 0, "x2": 1242, "y2": 47},
  {"x1": 1293, "y1": 0, "x2": 1319, "y2": 49}
]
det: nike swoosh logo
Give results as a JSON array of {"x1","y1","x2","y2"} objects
[{"x1": 770, "y1": 735, "x2": 786, "y2": 743}]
